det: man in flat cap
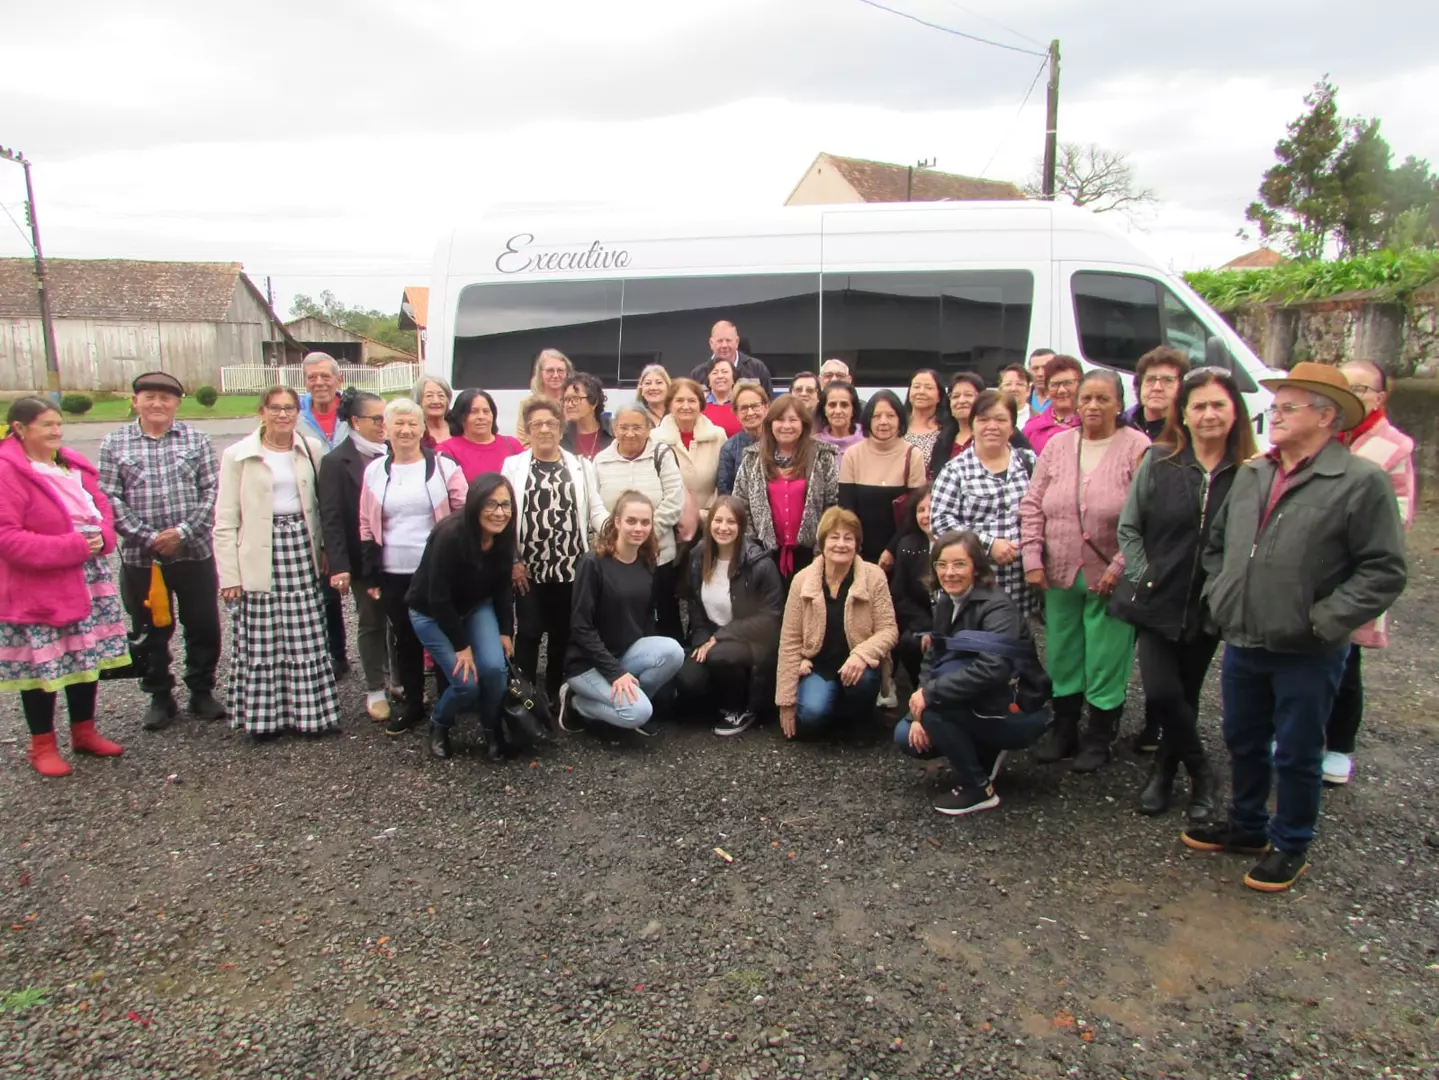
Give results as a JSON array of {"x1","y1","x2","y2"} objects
[{"x1": 98, "y1": 372, "x2": 225, "y2": 730}]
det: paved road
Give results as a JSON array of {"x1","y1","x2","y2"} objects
[{"x1": 64, "y1": 417, "x2": 258, "y2": 463}]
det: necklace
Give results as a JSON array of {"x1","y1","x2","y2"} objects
[{"x1": 261, "y1": 435, "x2": 292, "y2": 453}]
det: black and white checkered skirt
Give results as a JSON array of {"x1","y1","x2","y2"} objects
[{"x1": 227, "y1": 514, "x2": 340, "y2": 735}]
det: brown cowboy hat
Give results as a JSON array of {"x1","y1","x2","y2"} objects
[{"x1": 1259, "y1": 362, "x2": 1365, "y2": 432}]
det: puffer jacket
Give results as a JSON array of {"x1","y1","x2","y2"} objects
[
  {"x1": 920, "y1": 584, "x2": 1033, "y2": 718},
  {"x1": 731, "y1": 440, "x2": 840, "y2": 554},
  {"x1": 686, "y1": 538, "x2": 783, "y2": 650}
]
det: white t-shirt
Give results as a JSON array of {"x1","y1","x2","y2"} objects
[
  {"x1": 262, "y1": 448, "x2": 303, "y2": 515},
  {"x1": 700, "y1": 557, "x2": 733, "y2": 629},
  {"x1": 381, "y1": 459, "x2": 435, "y2": 574}
]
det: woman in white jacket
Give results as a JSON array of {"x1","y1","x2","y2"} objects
[{"x1": 500, "y1": 396, "x2": 608, "y2": 706}]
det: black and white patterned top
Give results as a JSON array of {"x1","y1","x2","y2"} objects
[
  {"x1": 522, "y1": 458, "x2": 584, "y2": 584},
  {"x1": 96, "y1": 420, "x2": 220, "y2": 567},
  {"x1": 929, "y1": 446, "x2": 1039, "y2": 616}
]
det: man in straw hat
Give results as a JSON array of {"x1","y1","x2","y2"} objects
[{"x1": 1181, "y1": 362, "x2": 1406, "y2": 893}]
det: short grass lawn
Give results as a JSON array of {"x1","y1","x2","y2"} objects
[{"x1": 61, "y1": 395, "x2": 262, "y2": 422}]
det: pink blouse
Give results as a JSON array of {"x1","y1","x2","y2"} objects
[{"x1": 768, "y1": 475, "x2": 809, "y2": 577}]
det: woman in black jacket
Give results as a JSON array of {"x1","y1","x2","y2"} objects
[
  {"x1": 1114, "y1": 368, "x2": 1257, "y2": 821},
  {"x1": 317, "y1": 388, "x2": 391, "y2": 721},
  {"x1": 896, "y1": 530, "x2": 1049, "y2": 818},
  {"x1": 407, "y1": 473, "x2": 517, "y2": 760},
  {"x1": 888, "y1": 485, "x2": 934, "y2": 688},
  {"x1": 677, "y1": 495, "x2": 784, "y2": 736}
]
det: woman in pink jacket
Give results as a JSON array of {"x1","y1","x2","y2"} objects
[{"x1": 0, "y1": 397, "x2": 129, "y2": 776}]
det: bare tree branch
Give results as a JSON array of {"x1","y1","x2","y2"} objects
[{"x1": 1023, "y1": 142, "x2": 1157, "y2": 217}]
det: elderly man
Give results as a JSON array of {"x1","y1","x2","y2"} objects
[
  {"x1": 298, "y1": 352, "x2": 350, "y2": 449},
  {"x1": 98, "y1": 372, "x2": 224, "y2": 730},
  {"x1": 820, "y1": 358, "x2": 852, "y2": 388},
  {"x1": 1185, "y1": 363, "x2": 1406, "y2": 893},
  {"x1": 1127, "y1": 345, "x2": 1190, "y2": 441},
  {"x1": 1322, "y1": 360, "x2": 1415, "y2": 785},
  {"x1": 690, "y1": 320, "x2": 773, "y2": 398},
  {"x1": 1027, "y1": 347, "x2": 1055, "y2": 414}
]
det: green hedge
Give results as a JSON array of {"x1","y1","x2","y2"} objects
[{"x1": 1185, "y1": 249, "x2": 1439, "y2": 311}]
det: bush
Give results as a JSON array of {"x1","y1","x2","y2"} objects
[
  {"x1": 195, "y1": 385, "x2": 219, "y2": 408},
  {"x1": 60, "y1": 393, "x2": 93, "y2": 415}
]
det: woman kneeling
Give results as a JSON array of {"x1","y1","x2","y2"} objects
[
  {"x1": 896, "y1": 531, "x2": 1050, "y2": 817},
  {"x1": 559, "y1": 491, "x2": 686, "y2": 733}
]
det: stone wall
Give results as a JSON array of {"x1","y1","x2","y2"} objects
[{"x1": 1224, "y1": 288, "x2": 1439, "y2": 376}]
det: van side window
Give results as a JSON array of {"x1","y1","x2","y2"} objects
[{"x1": 454, "y1": 281, "x2": 622, "y2": 389}]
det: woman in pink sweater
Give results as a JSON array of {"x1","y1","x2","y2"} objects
[
  {"x1": 0, "y1": 397, "x2": 129, "y2": 776},
  {"x1": 1020, "y1": 370, "x2": 1149, "y2": 773}
]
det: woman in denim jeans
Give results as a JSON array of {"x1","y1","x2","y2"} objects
[
  {"x1": 406, "y1": 474, "x2": 516, "y2": 761},
  {"x1": 558, "y1": 491, "x2": 686, "y2": 734}
]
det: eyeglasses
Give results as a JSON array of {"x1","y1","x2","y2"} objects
[
  {"x1": 265, "y1": 404, "x2": 299, "y2": 415},
  {"x1": 1141, "y1": 374, "x2": 1179, "y2": 387},
  {"x1": 1267, "y1": 403, "x2": 1327, "y2": 418},
  {"x1": 1047, "y1": 378, "x2": 1078, "y2": 391},
  {"x1": 355, "y1": 413, "x2": 385, "y2": 423},
  {"x1": 482, "y1": 499, "x2": 513, "y2": 513},
  {"x1": 528, "y1": 419, "x2": 560, "y2": 431},
  {"x1": 1183, "y1": 365, "x2": 1234, "y2": 383},
  {"x1": 736, "y1": 402, "x2": 768, "y2": 414},
  {"x1": 615, "y1": 425, "x2": 648, "y2": 436},
  {"x1": 562, "y1": 394, "x2": 589, "y2": 404},
  {"x1": 1348, "y1": 384, "x2": 1379, "y2": 396}
]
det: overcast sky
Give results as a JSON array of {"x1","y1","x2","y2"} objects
[{"x1": 2, "y1": 0, "x2": 1435, "y2": 316}]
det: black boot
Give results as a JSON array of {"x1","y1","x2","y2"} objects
[
  {"x1": 428, "y1": 723, "x2": 451, "y2": 760},
  {"x1": 480, "y1": 716, "x2": 509, "y2": 762},
  {"x1": 1132, "y1": 707, "x2": 1161, "y2": 754},
  {"x1": 1033, "y1": 694, "x2": 1083, "y2": 763},
  {"x1": 189, "y1": 690, "x2": 228, "y2": 721},
  {"x1": 1072, "y1": 705, "x2": 1123, "y2": 773},
  {"x1": 1138, "y1": 745, "x2": 1179, "y2": 815},
  {"x1": 1184, "y1": 752, "x2": 1218, "y2": 825},
  {"x1": 141, "y1": 693, "x2": 178, "y2": 732}
]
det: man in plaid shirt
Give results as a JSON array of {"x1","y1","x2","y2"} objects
[{"x1": 98, "y1": 372, "x2": 225, "y2": 731}]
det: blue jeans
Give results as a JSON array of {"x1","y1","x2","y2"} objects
[
  {"x1": 894, "y1": 705, "x2": 1049, "y2": 789},
  {"x1": 567, "y1": 636, "x2": 685, "y2": 729},
  {"x1": 795, "y1": 667, "x2": 881, "y2": 734},
  {"x1": 408, "y1": 603, "x2": 508, "y2": 729},
  {"x1": 1221, "y1": 644, "x2": 1348, "y2": 855}
]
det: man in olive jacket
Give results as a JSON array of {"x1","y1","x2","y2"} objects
[{"x1": 1186, "y1": 363, "x2": 1406, "y2": 894}]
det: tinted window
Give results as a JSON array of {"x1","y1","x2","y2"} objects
[
  {"x1": 453, "y1": 280, "x2": 622, "y2": 389},
  {"x1": 820, "y1": 271, "x2": 1032, "y2": 386}
]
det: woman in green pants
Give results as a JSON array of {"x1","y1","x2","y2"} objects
[{"x1": 1019, "y1": 369, "x2": 1150, "y2": 771}]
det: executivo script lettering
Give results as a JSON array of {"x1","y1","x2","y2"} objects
[{"x1": 495, "y1": 234, "x2": 632, "y2": 275}]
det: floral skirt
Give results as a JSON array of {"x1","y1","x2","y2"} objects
[
  {"x1": 227, "y1": 515, "x2": 340, "y2": 735},
  {"x1": 0, "y1": 555, "x2": 130, "y2": 692}
]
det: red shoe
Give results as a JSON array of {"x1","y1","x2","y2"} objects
[
  {"x1": 28, "y1": 733, "x2": 73, "y2": 777},
  {"x1": 70, "y1": 720, "x2": 124, "y2": 757}
]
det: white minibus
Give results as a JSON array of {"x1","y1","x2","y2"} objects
[{"x1": 425, "y1": 201, "x2": 1274, "y2": 439}]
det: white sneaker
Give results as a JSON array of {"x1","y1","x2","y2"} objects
[
  {"x1": 556, "y1": 684, "x2": 583, "y2": 732},
  {"x1": 876, "y1": 688, "x2": 899, "y2": 709},
  {"x1": 713, "y1": 710, "x2": 756, "y2": 737},
  {"x1": 1322, "y1": 750, "x2": 1353, "y2": 785},
  {"x1": 365, "y1": 690, "x2": 390, "y2": 723}
]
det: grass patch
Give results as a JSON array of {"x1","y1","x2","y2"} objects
[
  {"x1": 0, "y1": 987, "x2": 48, "y2": 1014},
  {"x1": 61, "y1": 395, "x2": 262, "y2": 423}
]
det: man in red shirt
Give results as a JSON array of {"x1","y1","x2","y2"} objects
[{"x1": 298, "y1": 353, "x2": 349, "y2": 449}]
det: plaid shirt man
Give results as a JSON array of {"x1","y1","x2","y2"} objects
[{"x1": 98, "y1": 419, "x2": 220, "y2": 567}]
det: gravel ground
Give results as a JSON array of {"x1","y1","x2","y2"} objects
[{"x1": 2, "y1": 514, "x2": 1438, "y2": 1078}]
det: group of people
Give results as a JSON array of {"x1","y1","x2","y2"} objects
[{"x1": 0, "y1": 328, "x2": 1413, "y2": 895}]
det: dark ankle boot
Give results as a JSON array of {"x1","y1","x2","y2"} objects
[
  {"x1": 1033, "y1": 694, "x2": 1083, "y2": 763},
  {"x1": 1138, "y1": 746, "x2": 1178, "y2": 814},
  {"x1": 1184, "y1": 753, "x2": 1218, "y2": 824},
  {"x1": 480, "y1": 716, "x2": 508, "y2": 762},
  {"x1": 141, "y1": 693, "x2": 178, "y2": 732},
  {"x1": 1072, "y1": 704, "x2": 1123, "y2": 773},
  {"x1": 428, "y1": 723, "x2": 451, "y2": 760}
]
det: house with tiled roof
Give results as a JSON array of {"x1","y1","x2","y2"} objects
[
  {"x1": 285, "y1": 316, "x2": 417, "y2": 366},
  {"x1": 398, "y1": 285, "x2": 428, "y2": 362},
  {"x1": 1219, "y1": 248, "x2": 1288, "y2": 270},
  {"x1": 785, "y1": 152, "x2": 1025, "y2": 206},
  {"x1": 0, "y1": 258, "x2": 299, "y2": 392}
]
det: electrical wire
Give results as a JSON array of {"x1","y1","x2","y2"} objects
[
  {"x1": 853, "y1": 0, "x2": 1048, "y2": 57},
  {"x1": 939, "y1": 0, "x2": 1047, "y2": 49},
  {"x1": 0, "y1": 201, "x2": 34, "y2": 252},
  {"x1": 978, "y1": 55, "x2": 1050, "y2": 179}
]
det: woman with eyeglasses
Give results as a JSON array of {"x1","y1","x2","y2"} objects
[
  {"x1": 716, "y1": 381, "x2": 769, "y2": 496},
  {"x1": 1126, "y1": 347, "x2": 1191, "y2": 441},
  {"x1": 440, "y1": 388, "x2": 522, "y2": 482},
  {"x1": 359, "y1": 398, "x2": 468, "y2": 737},
  {"x1": 1022, "y1": 355, "x2": 1083, "y2": 454},
  {"x1": 815, "y1": 382, "x2": 864, "y2": 455},
  {"x1": 319, "y1": 388, "x2": 393, "y2": 721},
  {"x1": 413, "y1": 376, "x2": 455, "y2": 449},
  {"x1": 517, "y1": 349, "x2": 574, "y2": 446},
  {"x1": 561, "y1": 372, "x2": 615, "y2": 460},
  {"x1": 1115, "y1": 368, "x2": 1254, "y2": 820},
  {"x1": 217, "y1": 386, "x2": 339, "y2": 738},
  {"x1": 635, "y1": 364, "x2": 671, "y2": 429},
  {"x1": 1020, "y1": 369, "x2": 1149, "y2": 772},
  {"x1": 407, "y1": 473, "x2": 517, "y2": 761}
]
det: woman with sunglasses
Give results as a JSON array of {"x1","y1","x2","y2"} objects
[{"x1": 1114, "y1": 367, "x2": 1256, "y2": 820}]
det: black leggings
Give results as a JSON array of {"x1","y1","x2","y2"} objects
[
  {"x1": 21, "y1": 682, "x2": 98, "y2": 736},
  {"x1": 516, "y1": 580, "x2": 573, "y2": 702},
  {"x1": 378, "y1": 572, "x2": 427, "y2": 721},
  {"x1": 675, "y1": 639, "x2": 774, "y2": 716},
  {"x1": 1135, "y1": 628, "x2": 1219, "y2": 761}
]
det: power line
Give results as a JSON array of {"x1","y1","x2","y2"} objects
[
  {"x1": 979, "y1": 55, "x2": 1050, "y2": 179},
  {"x1": 938, "y1": 0, "x2": 1047, "y2": 49},
  {"x1": 853, "y1": 0, "x2": 1047, "y2": 57},
  {"x1": 0, "y1": 201, "x2": 34, "y2": 252}
]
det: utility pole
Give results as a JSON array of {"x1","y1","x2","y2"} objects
[
  {"x1": 907, "y1": 157, "x2": 936, "y2": 202},
  {"x1": 1041, "y1": 39, "x2": 1061, "y2": 200},
  {"x1": 0, "y1": 146, "x2": 60, "y2": 397}
]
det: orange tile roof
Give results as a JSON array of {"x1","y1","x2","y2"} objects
[
  {"x1": 812, "y1": 152, "x2": 1025, "y2": 203},
  {"x1": 400, "y1": 285, "x2": 429, "y2": 331},
  {"x1": 1220, "y1": 248, "x2": 1287, "y2": 270}
]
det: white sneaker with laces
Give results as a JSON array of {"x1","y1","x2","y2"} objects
[
  {"x1": 557, "y1": 684, "x2": 584, "y2": 732},
  {"x1": 714, "y1": 710, "x2": 756, "y2": 737},
  {"x1": 1322, "y1": 750, "x2": 1353, "y2": 785}
]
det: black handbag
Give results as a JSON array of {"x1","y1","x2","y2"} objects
[{"x1": 500, "y1": 665, "x2": 553, "y2": 749}]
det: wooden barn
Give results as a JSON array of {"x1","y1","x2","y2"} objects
[
  {"x1": 0, "y1": 259, "x2": 298, "y2": 393},
  {"x1": 285, "y1": 316, "x2": 417, "y2": 366}
]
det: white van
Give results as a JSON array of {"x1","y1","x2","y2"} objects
[{"x1": 425, "y1": 201, "x2": 1274, "y2": 439}]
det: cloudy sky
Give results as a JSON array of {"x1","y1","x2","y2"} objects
[{"x1": 2, "y1": 0, "x2": 1435, "y2": 316}]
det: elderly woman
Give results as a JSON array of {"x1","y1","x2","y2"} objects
[
  {"x1": 1020, "y1": 369, "x2": 1149, "y2": 771},
  {"x1": 716, "y1": 380, "x2": 769, "y2": 496},
  {"x1": 1023, "y1": 354, "x2": 1083, "y2": 454},
  {"x1": 441, "y1": 388, "x2": 522, "y2": 481},
  {"x1": 359, "y1": 398, "x2": 468, "y2": 736},
  {"x1": 893, "y1": 531, "x2": 1050, "y2": 817},
  {"x1": 789, "y1": 371, "x2": 821, "y2": 417},
  {"x1": 947, "y1": 372, "x2": 985, "y2": 457},
  {"x1": 413, "y1": 375, "x2": 454, "y2": 448},
  {"x1": 636, "y1": 363, "x2": 671, "y2": 429},
  {"x1": 904, "y1": 369, "x2": 957, "y2": 479},
  {"x1": 652, "y1": 378, "x2": 727, "y2": 518},
  {"x1": 501, "y1": 396, "x2": 609, "y2": 706},
  {"x1": 216, "y1": 387, "x2": 339, "y2": 738},
  {"x1": 776, "y1": 507, "x2": 898, "y2": 737},
  {"x1": 1115, "y1": 368, "x2": 1256, "y2": 821},
  {"x1": 0, "y1": 397, "x2": 128, "y2": 776},
  {"x1": 593, "y1": 402, "x2": 687, "y2": 640},
  {"x1": 839, "y1": 390, "x2": 927, "y2": 564},
  {"x1": 929, "y1": 390, "x2": 1039, "y2": 618},
  {"x1": 732, "y1": 394, "x2": 840, "y2": 586},
  {"x1": 518, "y1": 348, "x2": 574, "y2": 445},
  {"x1": 703, "y1": 357, "x2": 742, "y2": 437},
  {"x1": 560, "y1": 372, "x2": 615, "y2": 459},
  {"x1": 815, "y1": 382, "x2": 864, "y2": 455}
]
